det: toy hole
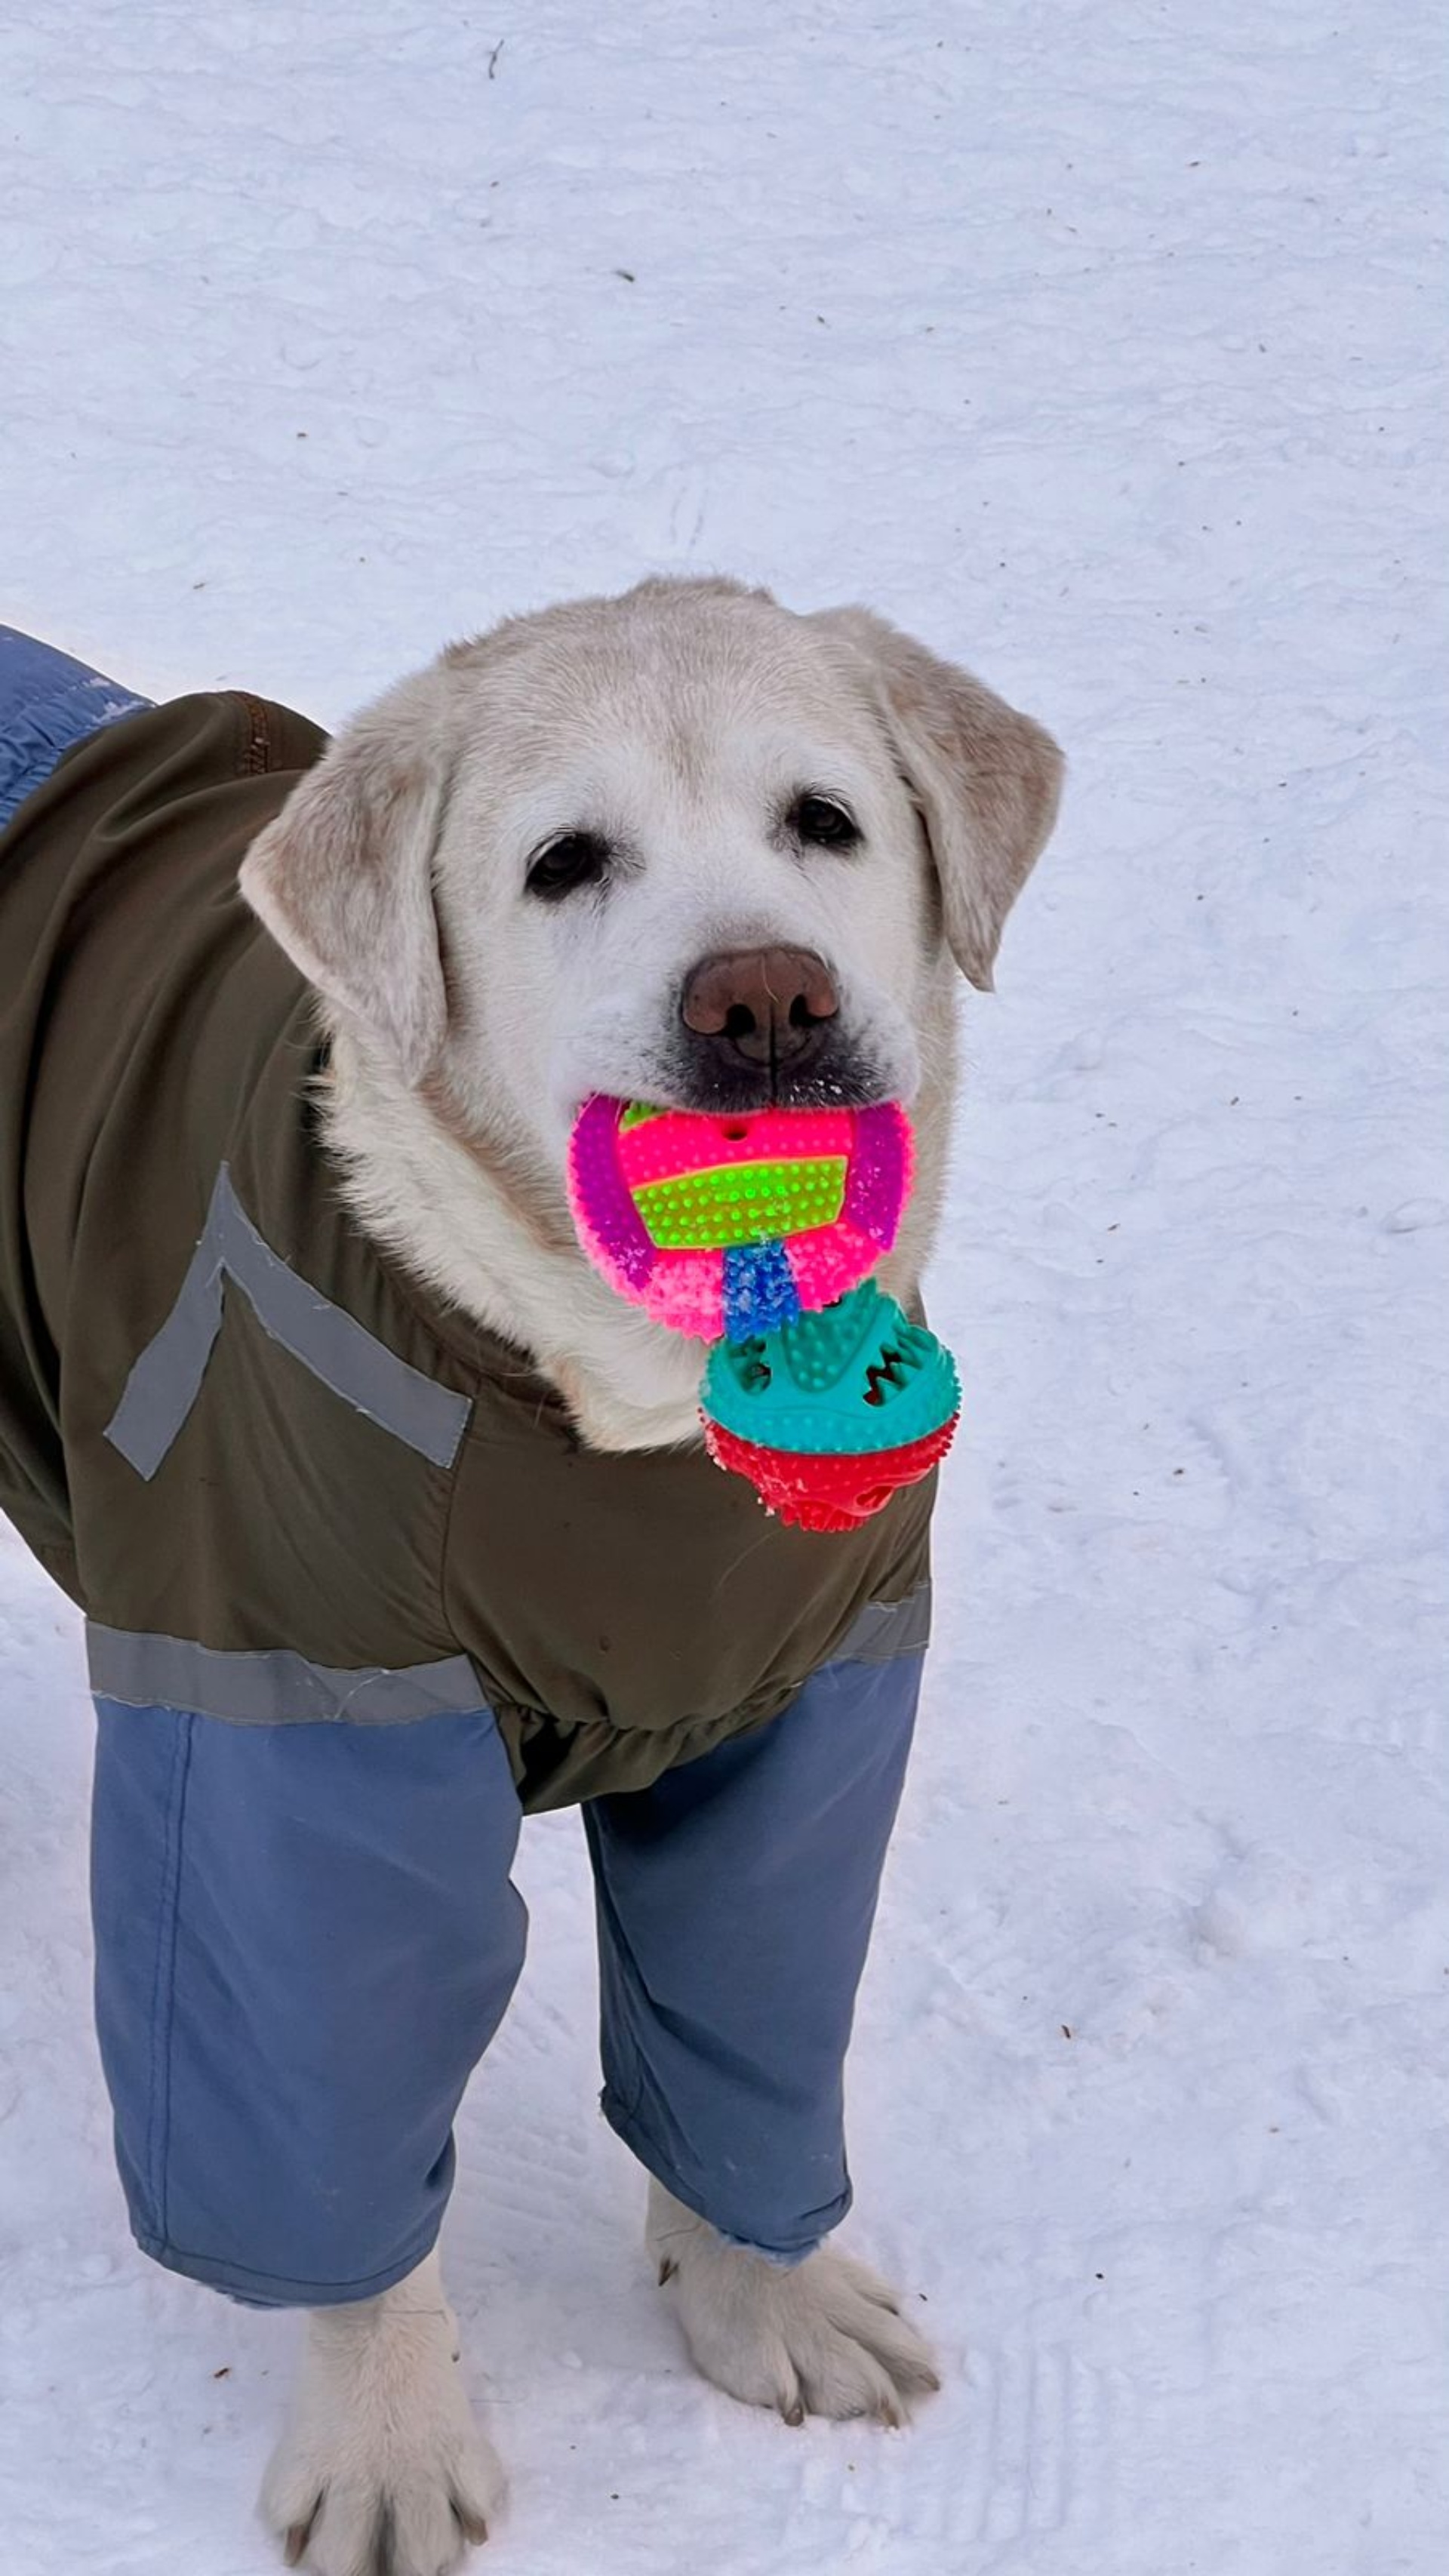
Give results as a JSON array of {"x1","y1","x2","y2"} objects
[
  {"x1": 717, "y1": 1119, "x2": 751, "y2": 1142},
  {"x1": 863, "y1": 1344, "x2": 911, "y2": 1405},
  {"x1": 734, "y1": 1336, "x2": 771, "y2": 1392}
]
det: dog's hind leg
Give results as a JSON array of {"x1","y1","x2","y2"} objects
[{"x1": 88, "y1": 1696, "x2": 531, "y2": 2570}]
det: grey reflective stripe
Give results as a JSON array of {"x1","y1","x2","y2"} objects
[
  {"x1": 86, "y1": 1623, "x2": 488, "y2": 1726},
  {"x1": 835, "y1": 1583, "x2": 931, "y2": 1665},
  {"x1": 104, "y1": 1165, "x2": 471, "y2": 1480}
]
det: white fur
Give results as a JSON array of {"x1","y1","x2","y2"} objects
[
  {"x1": 238, "y1": 578, "x2": 1062, "y2": 2557},
  {"x1": 259, "y1": 2251, "x2": 504, "y2": 2575},
  {"x1": 645, "y1": 2182, "x2": 940, "y2": 2427}
]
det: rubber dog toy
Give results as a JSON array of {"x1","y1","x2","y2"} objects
[
  {"x1": 567, "y1": 1094, "x2": 912, "y2": 1340},
  {"x1": 567, "y1": 1096, "x2": 959, "y2": 1528},
  {"x1": 701, "y1": 1279, "x2": 961, "y2": 1533}
]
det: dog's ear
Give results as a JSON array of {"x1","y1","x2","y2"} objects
[
  {"x1": 811, "y1": 607, "x2": 1064, "y2": 990},
  {"x1": 239, "y1": 673, "x2": 452, "y2": 1081}
]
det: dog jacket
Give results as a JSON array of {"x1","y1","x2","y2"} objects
[
  {"x1": 0, "y1": 690, "x2": 932, "y2": 1803},
  {"x1": 0, "y1": 691, "x2": 934, "y2": 2302}
]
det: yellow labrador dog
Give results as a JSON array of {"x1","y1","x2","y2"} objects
[
  {"x1": 244, "y1": 580, "x2": 1060, "y2": 1459},
  {"x1": 0, "y1": 577, "x2": 1060, "y2": 2574}
]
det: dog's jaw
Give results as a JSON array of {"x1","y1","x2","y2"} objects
[
  {"x1": 313, "y1": 954, "x2": 956, "y2": 1455},
  {"x1": 319, "y1": 1021, "x2": 714, "y2": 1451}
]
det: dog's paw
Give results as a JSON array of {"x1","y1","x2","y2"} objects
[
  {"x1": 646, "y1": 2181, "x2": 940, "y2": 2427},
  {"x1": 260, "y1": 2254, "x2": 504, "y2": 2575}
]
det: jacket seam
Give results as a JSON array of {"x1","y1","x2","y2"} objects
[
  {"x1": 232, "y1": 690, "x2": 273, "y2": 775},
  {"x1": 145, "y1": 1712, "x2": 195, "y2": 2244},
  {"x1": 437, "y1": 1409, "x2": 489, "y2": 1691}
]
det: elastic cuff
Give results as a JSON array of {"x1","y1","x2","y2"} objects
[
  {"x1": 716, "y1": 2231, "x2": 822, "y2": 2270},
  {"x1": 602, "y1": 2085, "x2": 851, "y2": 2264}
]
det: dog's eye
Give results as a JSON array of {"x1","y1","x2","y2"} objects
[
  {"x1": 525, "y1": 830, "x2": 612, "y2": 900},
  {"x1": 789, "y1": 794, "x2": 860, "y2": 851}
]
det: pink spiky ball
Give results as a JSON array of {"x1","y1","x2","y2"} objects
[{"x1": 566, "y1": 1096, "x2": 913, "y2": 1343}]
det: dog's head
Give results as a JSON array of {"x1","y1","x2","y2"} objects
[{"x1": 242, "y1": 577, "x2": 1063, "y2": 1162}]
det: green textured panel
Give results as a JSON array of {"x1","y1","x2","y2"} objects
[{"x1": 632, "y1": 1156, "x2": 847, "y2": 1249}]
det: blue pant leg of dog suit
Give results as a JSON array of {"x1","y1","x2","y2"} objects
[
  {"x1": 90, "y1": 1697, "x2": 529, "y2": 2307},
  {"x1": 585, "y1": 1643, "x2": 924, "y2": 2265}
]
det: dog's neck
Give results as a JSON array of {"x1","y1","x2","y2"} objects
[{"x1": 318, "y1": 1029, "x2": 713, "y2": 1452}]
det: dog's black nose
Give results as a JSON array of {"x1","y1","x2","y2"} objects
[{"x1": 680, "y1": 946, "x2": 840, "y2": 1081}]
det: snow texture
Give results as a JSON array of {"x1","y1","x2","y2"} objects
[{"x1": 1, "y1": 2, "x2": 1444, "y2": 2569}]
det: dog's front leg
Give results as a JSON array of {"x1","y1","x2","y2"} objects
[
  {"x1": 648, "y1": 2180, "x2": 939, "y2": 2426},
  {"x1": 586, "y1": 1623, "x2": 943, "y2": 2429},
  {"x1": 260, "y1": 2248, "x2": 503, "y2": 2574}
]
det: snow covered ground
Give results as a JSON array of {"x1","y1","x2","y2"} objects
[{"x1": 2, "y1": 1, "x2": 1444, "y2": 2568}]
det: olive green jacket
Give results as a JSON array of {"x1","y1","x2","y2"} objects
[{"x1": 0, "y1": 694, "x2": 932, "y2": 1808}]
